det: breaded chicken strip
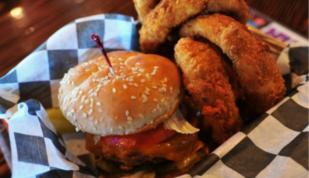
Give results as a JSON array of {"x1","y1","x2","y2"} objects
[
  {"x1": 139, "y1": 0, "x2": 250, "y2": 52},
  {"x1": 140, "y1": 0, "x2": 208, "y2": 52},
  {"x1": 175, "y1": 38, "x2": 241, "y2": 144},
  {"x1": 180, "y1": 14, "x2": 286, "y2": 114},
  {"x1": 133, "y1": 0, "x2": 159, "y2": 22}
]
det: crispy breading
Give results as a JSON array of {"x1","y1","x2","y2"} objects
[
  {"x1": 138, "y1": 0, "x2": 250, "y2": 52},
  {"x1": 133, "y1": 0, "x2": 159, "y2": 22},
  {"x1": 180, "y1": 14, "x2": 286, "y2": 114},
  {"x1": 140, "y1": 0, "x2": 208, "y2": 52},
  {"x1": 175, "y1": 38, "x2": 241, "y2": 144}
]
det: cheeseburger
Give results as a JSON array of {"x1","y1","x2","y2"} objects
[{"x1": 58, "y1": 51, "x2": 204, "y2": 172}]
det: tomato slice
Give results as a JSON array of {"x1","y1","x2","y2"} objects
[{"x1": 100, "y1": 125, "x2": 176, "y2": 149}]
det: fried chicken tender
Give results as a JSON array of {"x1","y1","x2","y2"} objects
[
  {"x1": 175, "y1": 38, "x2": 241, "y2": 144},
  {"x1": 140, "y1": 0, "x2": 208, "y2": 52},
  {"x1": 133, "y1": 0, "x2": 159, "y2": 22},
  {"x1": 139, "y1": 0, "x2": 249, "y2": 52},
  {"x1": 180, "y1": 14, "x2": 286, "y2": 114}
]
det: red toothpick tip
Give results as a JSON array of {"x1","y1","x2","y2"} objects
[{"x1": 91, "y1": 33, "x2": 115, "y2": 75}]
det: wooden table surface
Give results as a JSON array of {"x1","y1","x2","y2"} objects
[
  {"x1": 0, "y1": 1, "x2": 307, "y2": 177},
  {"x1": 0, "y1": 0, "x2": 307, "y2": 77}
]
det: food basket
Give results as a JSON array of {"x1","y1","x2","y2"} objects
[{"x1": 0, "y1": 12, "x2": 308, "y2": 178}]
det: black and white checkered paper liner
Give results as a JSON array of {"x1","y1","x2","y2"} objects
[{"x1": 0, "y1": 14, "x2": 308, "y2": 178}]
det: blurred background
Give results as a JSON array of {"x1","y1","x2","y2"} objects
[
  {"x1": 0, "y1": 0, "x2": 308, "y2": 76},
  {"x1": 0, "y1": 0, "x2": 308, "y2": 177}
]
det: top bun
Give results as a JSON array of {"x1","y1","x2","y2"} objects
[{"x1": 58, "y1": 51, "x2": 181, "y2": 136}]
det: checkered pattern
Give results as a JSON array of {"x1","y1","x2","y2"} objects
[
  {"x1": 6, "y1": 100, "x2": 79, "y2": 178},
  {"x1": 0, "y1": 14, "x2": 137, "y2": 111},
  {"x1": 0, "y1": 13, "x2": 308, "y2": 178},
  {"x1": 277, "y1": 43, "x2": 309, "y2": 93},
  {"x1": 189, "y1": 84, "x2": 309, "y2": 178}
]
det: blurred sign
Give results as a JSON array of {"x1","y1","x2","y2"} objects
[{"x1": 248, "y1": 9, "x2": 308, "y2": 44}]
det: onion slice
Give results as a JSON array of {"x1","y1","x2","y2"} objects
[{"x1": 164, "y1": 110, "x2": 199, "y2": 134}]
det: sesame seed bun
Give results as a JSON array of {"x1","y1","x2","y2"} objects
[{"x1": 58, "y1": 51, "x2": 181, "y2": 136}]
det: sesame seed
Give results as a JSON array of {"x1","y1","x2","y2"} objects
[
  {"x1": 142, "y1": 94, "x2": 148, "y2": 103},
  {"x1": 145, "y1": 87, "x2": 150, "y2": 95},
  {"x1": 159, "y1": 87, "x2": 167, "y2": 92},
  {"x1": 140, "y1": 79, "x2": 146, "y2": 83},
  {"x1": 98, "y1": 67, "x2": 104, "y2": 71},
  {"x1": 112, "y1": 88, "x2": 116, "y2": 93},
  {"x1": 156, "y1": 105, "x2": 161, "y2": 110},
  {"x1": 123, "y1": 84, "x2": 128, "y2": 89},
  {"x1": 131, "y1": 96, "x2": 137, "y2": 100},
  {"x1": 127, "y1": 116, "x2": 133, "y2": 121},
  {"x1": 151, "y1": 66, "x2": 159, "y2": 75},
  {"x1": 125, "y1": 110, "x2": 130, "y2": 116},
  {"x1": 126, "y1": 77, "x2": 133, "y2": 82},
  {"x1": 84, "y1": 99, "x2": 89, "y2": 104},
  {"x1": 96, "y1": 102, "x2": 101, "y2": 106}
]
